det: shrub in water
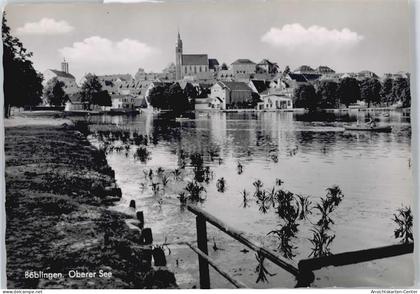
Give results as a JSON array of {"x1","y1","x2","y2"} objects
[{"x1": 393, "y1": 206, "x2": 413, "y2": 244}]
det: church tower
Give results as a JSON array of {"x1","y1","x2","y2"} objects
[
  {"x1": 175, "y1": 31, "x2": 183, "y2": 80},
  {"x1": 61, "y1": 58, "x2": 69, "y2": 74}
]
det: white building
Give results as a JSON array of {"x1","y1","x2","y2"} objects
[
  {"x1": 111, "y1": 94, "x2": 137, "y2": 110},
  {"x1": 257, "y1": 94, "x2": 293, "y2": 110},
  {"x1": 209, "y1": 81, "x2": 253, "y2": 109}
]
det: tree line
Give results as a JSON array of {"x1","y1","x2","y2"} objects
[
  {"x1": 147, "y1": 82, "x2": 210, "y2": 113},
  {"x1": 294, "y1": 76, "x2": 411, "y2": 111}
]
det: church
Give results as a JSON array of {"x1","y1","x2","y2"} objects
[{"x1": 175, "y1": 32, "x2": 218, "y2": 80}]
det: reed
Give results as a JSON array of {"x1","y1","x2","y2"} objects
[{"x1": 393, "y1": 206, "x2": 413, "y2": 244}]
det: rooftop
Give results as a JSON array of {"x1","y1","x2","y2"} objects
[
  {"x1": 231, "y1": 59, "x2": 256, "y2": 65},
  {"x1": 250, "y1": 80, "x2": 270, "y2": 94},
  {"x1": 49, "y1": 69, "x2": 75, "y2": 79},
  {"x1": 218, "y1": 81, "x2": 252, "y2": 91},
  {"x1": 182, "y1": 54, "x2": 208, "y2": 65}
]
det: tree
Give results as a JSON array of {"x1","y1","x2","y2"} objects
[
  {"x1": 392, "y1": 77, "x2": 411, "y2": 108},
  {"x1": 380, "y1": 78, "x2": 394, "y2": 106},
  {"x1": 3, "y1": 12, "x2": 43, "y2": 117},
  {"x1": 168, "y1": 83, "x2": 189, "y2": 113},
  {"x1": 43, "y1": 78, "x2": 68, "y2": 106},
  {"x1": 360, "y1": 78, "x2": 382, "y2": 107},
  {"x1": 183, "y1": 82, "x2": 198, "y2": 98},
  {"x1": 92, "y1": 90, "x2": 112, "y2": 107},
  {"x1": 337, "y1": 77, "x2": 360, "y2": 107},
  {"x1": 316, "y1": 80, "x2": 338, "y2": 109},
  {"x1": 221, "y1": 63, "x2": 228, "y2": 70},
  {"x1": 294, "y1": 84, "x2": 319, "y2": 111},
  {"x1": 282, "y1": 65, "x2": 291, "y2": 77},
  {"x1": 80, "y1": 73, "x2": 103, "y2": 109},
  {"x1": 148, "y1": 84, "x2": 168, "y2": 109}
]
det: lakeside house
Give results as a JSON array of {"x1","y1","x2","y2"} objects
[
  {"x1": 64, "y1": 93, "x2": 86, "y2": 111},
  {"x1": 110, "y1": 94, "x2": 138, "y2": 110},
  {"x1": 257, "y1": 94, "x2": 293, "y2": 110},
  {"x1": 209, "y1": 81, "x2": 253, "y2": 109},
  {"x1": 195, "y1": 97, "x2": 224, "y2": 110}
]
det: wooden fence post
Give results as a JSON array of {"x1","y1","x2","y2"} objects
[
  {"x1": 136, "y1": 211, "x2": 144, "y2": 229},
  {"x1": 196, "y1": 215, "x2": 210, "y2": 289}
]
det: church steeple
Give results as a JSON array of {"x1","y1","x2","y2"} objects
[
  {"x1": 175, "y1": 30, "x2": 183, "y2": 80},
  {"x1": 61, "y1": 58, "x2": 69, "y2": 74}
]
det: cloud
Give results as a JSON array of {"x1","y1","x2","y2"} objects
[
  {"x1": 16, "y1": 18, "x2": 74, "y2": 35},
  {"x1": 59, "y1": 36, "x2": 160, "y2": 75},
  {"x1": 261, "y1": 23, "x2": 363, "y2": 49}
]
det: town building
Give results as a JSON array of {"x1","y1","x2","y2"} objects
[
  {"x1": 248, "y1": 80, "x2": 271, "y2": 96},
  {"x1": 110, "y1": 94, "x2": 137, "y2": 110},
  {"x1": 356, "y1": 70, "x2": 379, "y2": 80},
  {"x1": 231, "y1": 59, "x2": 257, "y2": 75},
  {"x1": 257, "y1": 94, "x2": 293, "y2": 110},
  {"x1": 256, "y1": 59, "x2": 278, "y2": 74},
  {"x1": 135, "y1": 68, "x2": 175, "y2": 82},
  {"x1": 270, "y1": 73, "x2": 311, "y2": 98},
  {"x1": 195, "y1": 97, "x2": 224, "y2": 110},
  {"x1": 97, "y1": 74, "x2": 133, "y2": 94},
  {"x1": 64, "y1": 93, "x2": 86, "y2": 112},
  {"x1": 43, "y1": 59, "x2": 79, "y2": 95},
  {"x1": 293, "y1": 65, "x2": 316, "y2": 74},
  {"x1": 316, "y1": 66, "x2": 335, "y2": 75},
  {"x1": 209, "y1": 81, "x2": 253, "y2": 109}
]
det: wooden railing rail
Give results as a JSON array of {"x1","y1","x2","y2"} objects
[
  {"x1": 187, "y1": 204, "x2": 300, "y2": 288},
  {"x1": 187, "y1": 204, "x2": 414, "y2": 289},
  {"x1": 299, "y1": 242, "x2": 414, "y2": 272}
]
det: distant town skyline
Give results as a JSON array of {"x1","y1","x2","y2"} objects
[{"x1": 5, "y1": 0, "x2": 411, "y2": 80}]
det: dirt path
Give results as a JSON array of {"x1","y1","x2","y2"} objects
[{"x1": 5, "y1": 117, "x2": 176, "y2": 289}]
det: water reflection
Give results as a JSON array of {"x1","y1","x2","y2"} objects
[{"x1": 87, "y1": 110, "x2": 412, "y2": 288}]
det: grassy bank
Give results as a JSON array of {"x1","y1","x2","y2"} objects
[{"x1": 5, "y1": 115, "x2": 176, "y2": 289}]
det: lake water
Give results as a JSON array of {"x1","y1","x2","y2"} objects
[{"x1": 88, "y1": 110, "x2": 413, "y2": 288}]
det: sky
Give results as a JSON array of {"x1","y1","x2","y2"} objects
[{"x1": 4, "y1": 0, "x2": 412, "y2": 81}]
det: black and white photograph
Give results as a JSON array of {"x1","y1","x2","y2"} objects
[{"x1": 2, "y1": 0, "x2": 416, "y2": 290}]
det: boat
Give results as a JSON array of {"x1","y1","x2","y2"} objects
[
  {"x1": 344, "y1": 125, "x2": 392, "y2": 132},
  {"x1": 175, "y1": 117, "x2": 190, "y2": 122}
]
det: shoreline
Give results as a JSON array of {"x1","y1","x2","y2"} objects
[{"x1": 4, "y1": 114, "x2": 177, "y2": 289}]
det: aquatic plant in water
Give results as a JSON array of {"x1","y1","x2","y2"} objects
[
  {"x1": 255, "y1": 252, "x2": 275, "y2": 283},
  {"x1": 268, "y1": 220, "x2": 299, "y2": 259},
  {"x1": 185, "y1": 181, "x2": 206, "y2": 202},
  {"x1": 178, "y1": 192, "x2": 188, "y2": 206},
  {"x1": 296, "y1": 194, "x2": 312, "y2": 220},
  {"x1": 237, "y1": 161, "x2": 243, "y2": 175},
  {"x1": 151, "y1": 182, "x2": 160, "y2": 195},
  {"x1": 308, "y1": 185, "x2": 344, "y2": 258},
  {"x1": 241, "y1": 189, "x2": 250, "y2": 208},
  {"x1": 393, "y1": 206, "x2": 413, "y2": 244},
  {"x1": 161, "y1": 174, "x2": 170, "y2": 187},
  {"x1": 253, "y1": 180, "x2": 263, "y2": 195},
  {"x1": 172, "y1": 168, "x2": 182, "y2": 181},
  {"x1": 134, "y1": 147, "x2": 151, "y2": 163},
  {"x1": 308, "y1": 227, "x2": 335, "y2": 258},
  {"x1": 216, "y1": 177, "x2": 226, "y2": 193}
]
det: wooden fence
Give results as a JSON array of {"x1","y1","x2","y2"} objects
[{"x1": 187, "y1": 204, "x2": 414, "y2": 288}]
